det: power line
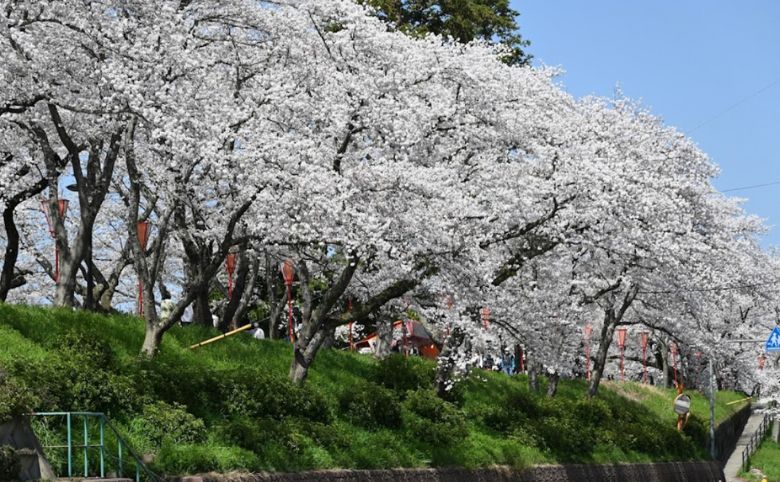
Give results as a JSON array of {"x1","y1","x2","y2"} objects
[
  {"x1": 639, "y1": 279, "x2": 780, "y2": 295},
  {"x1": 690, "y1": 76, "x2": 780, "y2": 132},
  {"x1": 721, "y1": 180, "x2": 780, "y2": 193}
]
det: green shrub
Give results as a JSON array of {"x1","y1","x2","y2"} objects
[
  {"x1": 130, "y1": 401, "x2": 206, "y2": 451},
  {"x1": 0, "y1": 445, "x2": 20, "y2": 481},
  {"x1": 374, "y1": 355, "x2": 434, "y2": 394},
  {"x1": 478, "y1": 404, "x2": 517, "y2": 433},
  {"x1": 506, "y1": 388, "x2": 542, "y2": 419},
  {"x1": 402, "y1": 390, "x2": 467, "y2": 446},
  {"x1": 218, "y1": 369, "x2": 331, "y2": 423},
  {"x1": 339, "y1": 383, "x2": 401, "y2": 428},
  {"x1": 7, "y1": 341, "x2": 138, "y2": 416},
  {"x1": 0, "y1": 372, "x2": 38, "y2": 423},
  {"x1": 573, "y1": 398, "x2": 612, "y2": 428},
  {"x1": 538, "y1": 414, "x2": 595, "y2": 459},
  {"x1": 509, "y1": 424, "x2": 544, "y2": 450},
  {"x1": 56, "y1": 331, "x2": 115, "y2": 368},
  {"x1": 153, "y1": 441, "x2": 258, "y2": 475},
  {"x1": 306, "y1": 421, "x2": 352, "y2": 450}
]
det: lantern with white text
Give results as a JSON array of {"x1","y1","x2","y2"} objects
[
  {"x1": 480, "y1": 307, "x2": 491, "y2": 331},
  {"x1": 136, "y1": 221, "x2": 150, "y2": 316},
  {"x1": 40, "y1": 198, "x2": 69, "y2": 284},
  {"x1": 280, "y1": 259, "x2": 295, "y2": 343},
  {"x1": 583, "y1": 324, "x2": 593, "y2": 381},
  {"x1": 616, "y1": 327, "x2": 628, "y2": 382},
  {"x1": 226, "y1": 252, "x2": 238, "y2": 299}
]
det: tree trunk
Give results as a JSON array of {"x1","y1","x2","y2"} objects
[
  {"x1": 0, "y1": 204, "x2": 22, "y2": 301},
  {"x1": 528, "y1": 360, "x2": 540, "y2": 393},
  {"x1": 587, "y1": 288, "x2": 637, "y2": 398},
  {"x1": 436, "y1": 326, "x2": 465, "y2": 397},
  {"x1": 140, "y1": 324, "x2": 163, "y2": 357},
  {"x1": 659, "y1": 340, "x2": 671, "y2": 388},
  {"x1": 289, "y1": 329, "x2": 329, "y2": 386},
  {"x1": 587, "y1": 311, "x2": 617, "y2": 398},
  {"x1": 54, "y1": 254, "x2": 80, "y2": 307},
  {"x1": 374, "y1": 317, "x2": 393, "y2": 359},
  {"x1": 226, "y1": 253, "x2": 260, "y2": 331},
  {"x1": 265, "y1": 253, "x2": 283, "y2": 339},
  {"x1": 546, "y1": 371, "x2": 560, "y2": 397},
  {"x1": 514, "y1": 344, "x2": 524, "y2": 374},
  {"x1": 192, "y1": 289, "x2": 212, "y2": 326}
]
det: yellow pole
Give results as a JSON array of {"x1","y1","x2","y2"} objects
[
  {"x1": 189, "y1": 323, "x2": 254, "y2": 350},
  {"x1": 726, "y1": 396, "x2": 753, "y2": 406}
]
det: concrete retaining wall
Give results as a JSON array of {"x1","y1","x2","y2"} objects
[
  {"x1": 0, "y1": 417, "x2": 56, "y2": 481},
  {"x1": 708, "y1": 402, "x2": 752, "y2": 464},
  {"x1": 174, "y1": 461, "x2": 725, "y2": 482}
]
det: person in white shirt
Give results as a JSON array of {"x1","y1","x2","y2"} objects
[
  {"x1": 181, "y1": 305, "x2": 193, "y2": 325},
  {"x1": 251, "y1": 327, "x2": 265, "y2": 340}
]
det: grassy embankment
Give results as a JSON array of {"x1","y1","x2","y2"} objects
[
  {"x1": 0, "y1": 303, "x2": 748, "y2": 476},
  {"x1": 741, "y1": 424, "x2": 780, "y2": 482}
]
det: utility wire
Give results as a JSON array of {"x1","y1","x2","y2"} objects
[
  {"x1": 639, "y1": 279, "x2": 780, "y2": 295},
  {"x1": 690, "y1": 76, "x2": 780, "y2": 132},
  {"x1": 721, "y1": 180, "x2": 780, "y2": 193}
]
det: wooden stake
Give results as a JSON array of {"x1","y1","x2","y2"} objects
[{"x1": 189, "y1": 323, "x2": 254, "y2": 350}]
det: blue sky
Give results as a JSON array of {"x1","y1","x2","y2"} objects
[{"x1": 512, "y1": 1, "x2": 780, "y2": 246}]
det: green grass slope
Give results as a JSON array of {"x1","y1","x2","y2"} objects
[{"x1": 0, "y1": 304, "x2": 748, "y2": 476}]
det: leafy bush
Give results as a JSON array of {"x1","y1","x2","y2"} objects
[
  {"x1": 507, "y1": 388, "x2": 542, "y2": 419},
  {"x1": 218, "y1": 369, "x2": 331, "y2": 423},
  {"x1": 538, "y1": 414, "x2": 595, "y2": 458},
  {"x1": 154, "y1": 442, "x2": 258, "y2": 475},
  {"x1": 7, "y1": 337, "x2": 138, "y2": 416},
  {"x1": 573, "y1": 398, "x2": 612, "y2": 428},
  {"x1": 509, "y1": 424, "x2": 544, "y2": 450},
  {"x1": 56, "y1": 331, "x2": 115, "y2": 368},
  {"x1": 130, "y1": 401, "x2": 206, "y2": 451},
  {"x1": 374, "y1": 355, "x2": 434, "y2": 394},
  {"x1": 339, "y1": 383, "x2": 401, "y2": 428},
  {"x1": 0, "y1": 372, "x2": 38, "y2": 423},
  {"x1": 402, "y1": 390, "x2": 467, "y2": 446},
  {"x1": 0, "y1": 445, "x2": 19, "y2": 481}
]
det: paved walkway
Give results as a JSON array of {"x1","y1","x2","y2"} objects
[{"x1": 722, "y1": 409, "x2": 767, "y2": 482}]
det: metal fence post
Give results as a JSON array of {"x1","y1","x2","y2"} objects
[
  {"x1": 99, "y1": 415, "x2": 105, "y2": 478},
  {"x1": 118, "y1": 437, "x2": 124, "y2": 477},
  {"x1": 66, "y1": 412, "x2": 72, "y2": 478},
  {"x1": 83, "y1": 415, "x2": 89, "y2": 477}
]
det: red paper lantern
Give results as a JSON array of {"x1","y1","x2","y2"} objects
[
  {"x1": 639, "y1": 331, "x2": 650, "y2": 384},
  {"x1": 480, "y1": 306, "x2": 491, "y2": 330},
  {"x1": 135, "y1": 221, "x2": 151, "y2": 316},
  {"x1": 40, "y1": 198, "x2": 70, "y2": 283},
  {"x1": 226, "y1": 252, "x2": 238, "y2": 276},
  {"x1": 225, "y1": 252, "x2": 238, "y2": 299},
  {"x1": 136, "y1": 220, "x2": 151, "y2": 250},
  {"x1": 347, "y1": 297, "x2": 354, "y2": 352},
  {"x1": 616, "y1": 327, "x2": 628, "y2": 382},
  {"x1": 281, "y1": 259, "x2": 294, "y2": 286},
  {"x1": 583, "y1": 324, "x2": 593, "y2": 340},
  {"x1": 280, "y1": 259, "x2": 295, "y2": 343},
  {"x1": 583, "y1": 324, "x2": 593, "y2": 381},
  {"x1": 616, "y1": 327, "x2": 627, "y2": 348},
  {"x1": 670, "y1": 342, "x2": 679, "y2": 386}
]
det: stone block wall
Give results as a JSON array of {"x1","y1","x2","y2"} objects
[{"x1": 173, "y1": 461, "x2": 725, "y2": 482}]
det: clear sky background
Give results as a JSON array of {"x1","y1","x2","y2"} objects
[{"x1": 512, "y1": 1, "x2": 780, "y2": 247}]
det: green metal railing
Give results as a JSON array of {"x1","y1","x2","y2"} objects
[{"x1": 29, "y1": 412, "x2": 160, "y2": 482}]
